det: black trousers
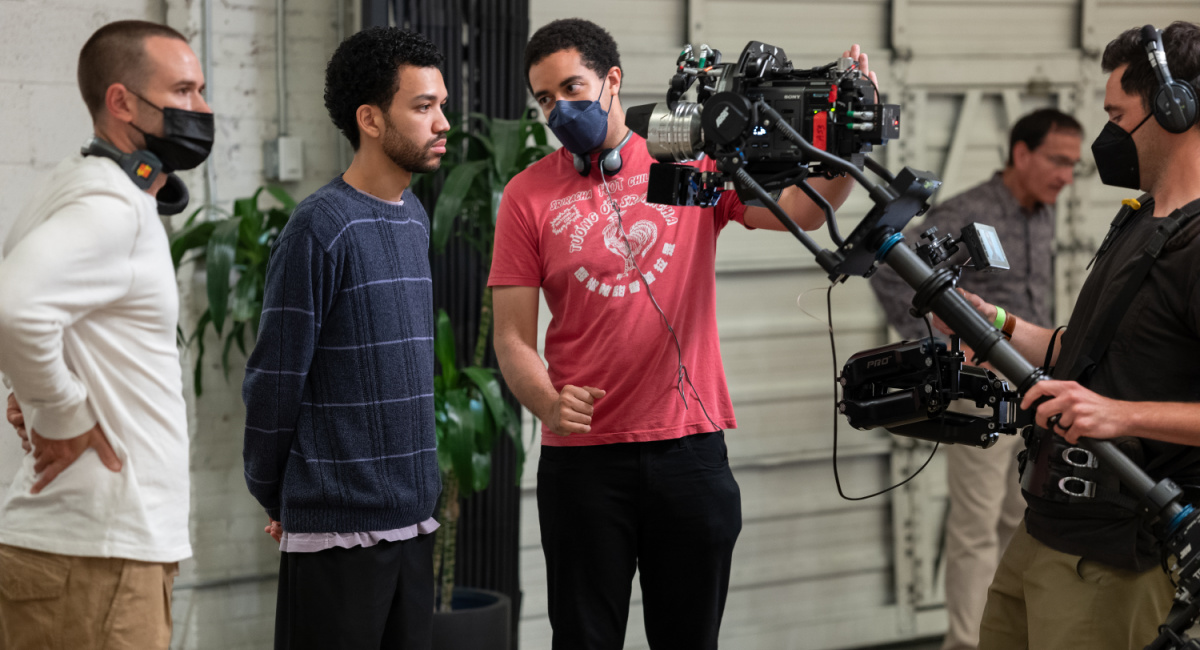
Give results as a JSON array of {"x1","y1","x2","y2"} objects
[
  {"x1": 274, "y1": 533, "x2": 435, "y2": 650},
  {"x1": 537, "y1": 431, "x2": 743, "y2": 650}
]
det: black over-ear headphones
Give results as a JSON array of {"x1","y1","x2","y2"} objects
[
  {"x1": 81, "y1": 136, "x2": 162, "y2": 189},
  {"x1": 81, "y1": 136, "x2": 190, "y2": 215},
  {"x1": 573, "y1": 130, "x2": 633, "y2": 177},
  {"x1": 1140, "y1": 25, "x2": 1199, "y2": 134}
]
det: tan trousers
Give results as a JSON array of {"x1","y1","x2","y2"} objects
[
  {"x1": 0, "y1": 544, "x2": 178, "y2": 650},
  {"x1": 942, "y1": 432, "x2": 1027, "y2": 650},
  {"x1": 979, "y1": 522, "x2": 1174, "y2": 650}
]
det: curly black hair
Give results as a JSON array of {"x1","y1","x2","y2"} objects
[
  {"x1": 1102, "y1": 21, "x2": 1200, "y2": 130},
  {"x1": 324, "y1": 27, "x2": 444, "y2": 150},
  {"x1": 524, "y1": 18, "x2": 621, "y2": 90}
]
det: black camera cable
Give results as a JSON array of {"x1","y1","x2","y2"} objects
[{"x1": 827, "y1": 284, "x2": 941, "y2": 501}]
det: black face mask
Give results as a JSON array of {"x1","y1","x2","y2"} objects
[
  {"x1": 1091, "y1": 113, "x2": 1152, "y2": 190},
  {"x1": 129, "y1": 92, "x2": 215, "y2": 173}
]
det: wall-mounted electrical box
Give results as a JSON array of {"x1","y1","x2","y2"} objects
[{"x1": 264, "y1": 136, "x2": 304, "y2": 182}]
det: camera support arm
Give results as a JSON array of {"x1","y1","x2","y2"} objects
[{"x1": 726, "y1": 98, "x2": 1200, "y2": 650}]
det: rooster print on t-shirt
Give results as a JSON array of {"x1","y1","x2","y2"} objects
[{"x1": 547, "y1": 171, "x2": 679, "y2": 300}]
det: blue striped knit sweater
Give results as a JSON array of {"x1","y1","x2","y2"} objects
[{"x1": 242, "y1": 176, "x2": 440, "y2": 533}]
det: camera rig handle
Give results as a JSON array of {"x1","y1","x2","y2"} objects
[{"x1": 721, "y1": 98, "x2": 1200, "y2": 650}]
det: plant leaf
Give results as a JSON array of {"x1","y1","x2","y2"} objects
[
  {"x1": 206, "y1": 217, "x2": 242, "y2": 334},
  {"x1": 509, "y1": 420, "x2": 526, "y2": 486},
  {"x1": 434, "y1": 309, "x2": 458, "y2": 389},
  {"x1": 230, "y1": 267, "x2": 262, "y2": 323},
  {"x1": 471, "y1": 451, "x2": 491, "y2": 494},
  {"x1": 431, "y1": 160, "x2": 489, "y2": 254},
  {"x1": 234, "y1": 322, "x2": 247, "y2": 357},
  {"x1": 489, "y1": 118, "x2": 523, "y2": 181},
  {"x1": 182, "y1": 205, "x2": 207, "y2": 228},
  {"x1": 169, "y1": 221, "x2": 216, "y2": 270},
  {"x1": 264, "y1": 186, "x2": 297, "y2": 212},
  {"x1": 527, "y1": 116, "x2": 548, "y2": 147},
  {"x1": 221, "y1": 322, "x2": 240, "y2": 379},
  {"x1": 265, "y1": 208, "x2": 291, "y2": 235},
  {"x1": 462, "y1": 366, "x2": 513, "y2": 432},
  {"x1": 441, "y1": 389, "x2": 476, "y2": 494},
  {"x1": 190, "y1": 308, "x2": 212, "y2": 397}
]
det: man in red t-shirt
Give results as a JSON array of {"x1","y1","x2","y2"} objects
[{"x1": 490, "y1": 18, "x2": 872, "y2": 649}]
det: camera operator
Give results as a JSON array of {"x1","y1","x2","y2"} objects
[
  {"x1": 489, "y1": 18, "x2": 873, "y2": 649},
  {"x1": 0, "y1": 21, "x2": 211, "y2": 649},
  {"x1": 870, "y1": 108, "x2": 1083, "y2": 650},
  {"x1": 939, "y1": 22, "x2": 1200, "y2": 650}
]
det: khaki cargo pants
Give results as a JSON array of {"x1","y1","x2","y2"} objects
[
  {"x1": 0, "y1": 544, "x2": 178, "y2": 650},
  {"x1": 978, "y1": 522, "x2": 1174, "y2": 650}
]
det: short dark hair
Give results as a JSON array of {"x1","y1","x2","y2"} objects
[
  {"x1": 525, "y1": 19, "x2": 621, "y2": 89},
  {"x1": 324, "y1": 27, "x2": 444, "y2": 150},
  {"x1": 1007, "y1": 108, "x2": 1083, "y2": 165},
  {"x1": 1101, "y1": 21, "x2": 1200, "y2": 130},
  {"x1": 77, "y1": 21, "x2": 188, "y2": 119}
]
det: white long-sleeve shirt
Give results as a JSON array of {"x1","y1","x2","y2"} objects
[{"x1": 0, "y1": 153, "x2": 191, "y2": 563}]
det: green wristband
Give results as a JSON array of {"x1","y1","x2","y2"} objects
[{"x1": 992, "y1": 306, "x2": 1007, "y2": 330}]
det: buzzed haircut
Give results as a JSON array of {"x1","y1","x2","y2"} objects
[
  {"x1": 1102, "y1": 21, "x2": 1200, "y2": 130},
  {"x1": 323, "y1": 27, "x2": 444, "y2": 150},
  {"x1": 1007, "y1": 108, "x2": 1084, "y2": 166},
  {"x1": 77, "y1": 21, "x2": 188, "y2": 119},
  {"x1": 525, "y1": 19, "x2": 622, "y2": 90}
]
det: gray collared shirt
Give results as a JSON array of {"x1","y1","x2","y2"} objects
[{"x1": 869, "y1": 172, "x2": 1056, "y2": 340}]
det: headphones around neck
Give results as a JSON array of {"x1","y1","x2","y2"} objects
[
  {"x1": 1140, "y1": 24, "x2": 1199, "y2": 134},
  {"x1": 81, "y1": 136, "x2": 190, "y2": 215},
  {"x1": 573, "y1": 130, "x2": 633, "y2": 177}
]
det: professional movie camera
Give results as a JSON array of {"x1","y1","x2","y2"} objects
[
  {"x1": 628, "y1": 33, "x2": 1200, "y2": 650},
  {"x1": 625, "y1": 41, "x2": 899, "y2": 208}
]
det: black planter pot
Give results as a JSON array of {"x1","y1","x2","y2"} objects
[{"x1": 432, "y1": 587, "x2": 511, "y2": 650}]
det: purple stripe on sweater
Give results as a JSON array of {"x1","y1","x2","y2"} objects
[
  {"x1": 290, "y1": 447, "x2": 437, "y2": 464},
  {"x1": 299, "y1": 393, "x2": 433, "y2": 408},
  {"x1": 261, "y1": 306, "x2": 315, "y2": 316},
  {"x1": 245, "y1": 425, "x2": 295, "y2": 434},
  {"x1": 245, "y1": 366, "x2": 307, "y2": 376},
  {"x1": 317, "y1": 336, "x2": 432, "y2": 351},
  {"x1": 326, "y1": 217, "x2": 428, "y2": 250},
  {"x1": 243, "y1": 470, "x2": 277, "y2": 485},
  {"x1": 344, "y1": 277, "x2": 432, "y2": 292}
]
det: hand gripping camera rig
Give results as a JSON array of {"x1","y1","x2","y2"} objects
[{"x1": 627, "y1": 40, "x2": 1200, "y2": 650}]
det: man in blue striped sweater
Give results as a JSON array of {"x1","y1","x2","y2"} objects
[{"x1": 242, "y1": 27, "x2": 447, "y2": 649}]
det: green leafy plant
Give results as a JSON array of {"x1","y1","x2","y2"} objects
[
  {"x1": 426, "y1": 111, "x2": 554, "y2": 612},
  {"x1": 169, "y1": 186, "x2": 297, "y2": 395},
  {"x1": 432, "y1": 308, "x2": 521, "y2": 611}
]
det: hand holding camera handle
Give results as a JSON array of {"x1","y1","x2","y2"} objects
[{"x1": 882, "y1": 237, "x2": 1186, "y2": 520}]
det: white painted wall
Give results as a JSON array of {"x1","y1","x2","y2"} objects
[{"x1": 0, "y1": 1, "x2": 346, "y2": 648}]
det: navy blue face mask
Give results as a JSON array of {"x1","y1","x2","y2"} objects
[{"x1": 547, "y1": 80, "x2": 614, "y2": 155}]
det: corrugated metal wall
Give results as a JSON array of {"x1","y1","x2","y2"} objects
[{"x1": 519, "y1": 1, "x2": 1200, "y2": 648}]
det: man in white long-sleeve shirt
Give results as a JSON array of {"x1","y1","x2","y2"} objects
[{"x1": 0, "y1": 21, "x2": 212, "y2": 650}]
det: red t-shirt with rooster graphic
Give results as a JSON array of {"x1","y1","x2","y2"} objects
[{"x1": 489, "y1": 133, "x2": 747, "y2": 447}]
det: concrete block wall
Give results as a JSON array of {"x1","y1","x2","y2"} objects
[{"x1": 1, "y1": 1, "x2": 348, "y2": 647}]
